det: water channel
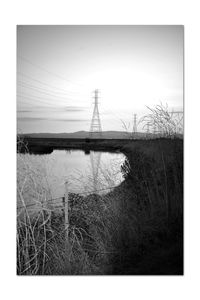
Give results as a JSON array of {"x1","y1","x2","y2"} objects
[{"x1": 17, "y1": 149, "x2": 126, "y2": 211}]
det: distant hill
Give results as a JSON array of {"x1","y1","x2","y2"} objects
[{"x1": 19, "y1": 131, "x2": 147, "y2": 139}]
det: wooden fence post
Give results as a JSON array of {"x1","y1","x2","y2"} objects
[
  {"x1": 63, "y1": 181, "x2": 71, "y2": 270},
  {"x1": 64, "y1": 180, "x2": 69, "y2": 243}
]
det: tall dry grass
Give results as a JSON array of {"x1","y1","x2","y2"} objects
[{"x1": 17, "y1": 142, "x2": 124, "y2": 275}]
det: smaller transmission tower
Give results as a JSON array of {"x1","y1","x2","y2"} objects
[
  {"x1": 133, "y1": 114, "x2": 137, "y2": 134},
  {"x1": 131, "y1": 113, "x2": 137, "y2": 139},
  {"x1": 171, "y1": 110, "x2": 183, "y2": 134},
  {"x1": 153, "y1": 123, "x2": 156, "y2": 134},
  {"x1": 146, "y1": 122, "x2": 150, "y2": 138},
  {"x1": 90, "y1": 89, "x2": 102, "y2": 138}
]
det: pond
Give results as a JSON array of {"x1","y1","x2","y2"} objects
[{"x1": 17, "y1": 149, "x2": 126, "y2": 211}]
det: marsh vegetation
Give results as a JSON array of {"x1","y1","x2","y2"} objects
[{"x1": 17, "y1": 137, "x2": 183, "y2": 275}]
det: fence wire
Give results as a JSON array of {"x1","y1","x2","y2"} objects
[{"x1": 17, "y1": 185, "x2": 117, "y2": 210}]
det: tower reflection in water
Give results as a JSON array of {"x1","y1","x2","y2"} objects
[{"x1": 90, "y1": 151, "x2": 102, "y2": 193}]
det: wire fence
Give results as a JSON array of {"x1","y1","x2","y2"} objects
[{"x1": 17, "y1": 185, "x2": 117, "y2": 211}]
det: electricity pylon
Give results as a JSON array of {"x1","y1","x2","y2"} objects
[
  {"x1": 171, "y1": 110, "x2": 183, "y2": 134},
  {"x1": 153, "y1": 123, "x2": 156, "y2": 134},
  {"x1": 146, "y1": 122, "x2": 150, "y2": 138},
  {"x1": 133, "y1": 113, "x2": 137, "y2": 133},
  {"x1": 89, "y1": 89, "x2": 102, "y2": 138},
  {"x1": 131, "y1": 113, "x2": 137, "y2": 139}
]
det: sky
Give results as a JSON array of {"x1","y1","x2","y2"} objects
[{"x1": 17, "y1": 25, "x2": 183, "y2": 133}]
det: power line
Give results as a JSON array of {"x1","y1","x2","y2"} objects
[
  {"x1": 17, "y1": 90, "x2": 79, "y2": 103},
  {"x1": 17, "y1": 82, "x2": 89, "y2": 107},
  {"x1": 17, "y1": 92, "x2": 88, "y2": 110},
  {"x1": 18, "y1": 81, "x2": 77, "y2": 100},
  {"x1": 18, "y1": 56, "x2": 84, "y2": 88},
  {"x1": 17, "y1": 93, "x2": 65, "y2": 107},
  {"x1": 18, "y1": 78, "x2": 79, "y2": 97},
  {"x1": 18, "y1": 72, "x2": 89, "y2": 97}
]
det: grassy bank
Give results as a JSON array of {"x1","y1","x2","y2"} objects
[
  {"x1": 17, "y1": 138, "x2": 183, "y2": 275},
  {"x1": 17, "y1": 137, "x2": 128, "y2": 154}
]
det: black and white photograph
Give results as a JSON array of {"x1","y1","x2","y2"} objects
[{"x1": 16, "y1": 25, "x2": 183, "y2": 275}]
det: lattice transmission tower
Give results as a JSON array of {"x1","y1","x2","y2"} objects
[
  {"x1": 146, "y1": 122, "x2": 150, "y2": 138},
  {"x1": 89, "y1": 89, "x2": 102, "y2": 138},
  {"x1": 171, "y1": 110, "x2": 183, "y2": 134},
  {"x1": 133, "y1": 113, "x2": 137, "y2": 133}
]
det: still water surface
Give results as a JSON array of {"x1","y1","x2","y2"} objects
[{"x1": 17, "y1": 150, "x2": 125, "y2": 209}]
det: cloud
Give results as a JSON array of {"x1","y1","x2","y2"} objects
[
  {"x1": 53, "y1": 118, "x2": 89, "y2": 122},
  {"x1": 18, "y1": 117, "x2": 48, "y2": 122},
  {"x1": 17, "y1": 105, "x2": 88, "y2": 113},
  {"x1": 17, "y1": 110, "x2": 32, "y2": 113},
  {"x1": 18, "y1": 116, "x2": 89, "y2": 122},
  {"x1": 64, "y1": 106, "x2": 88, "y2": 112}
]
